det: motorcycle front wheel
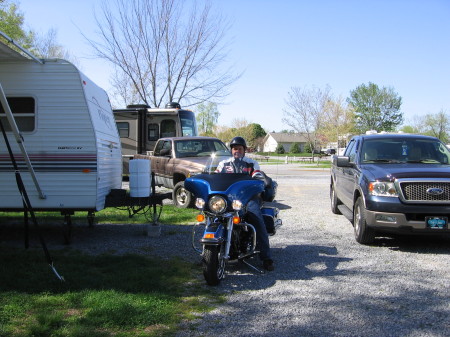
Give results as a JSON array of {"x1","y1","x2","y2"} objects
[{"x1": 202, "y1": 244, "x2": 226, "y2": 286}]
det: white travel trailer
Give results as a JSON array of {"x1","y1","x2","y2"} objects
[{"x1": 0, "y1": 34, "x2": 122, "y2": 215}]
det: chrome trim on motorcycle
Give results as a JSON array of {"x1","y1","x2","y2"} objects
[
  {"x1": 192, "y1": 222, "x2": 206, "y2": 253},
  {"x1": 223, "y1": 217, "x2": 234, "y2": 260}
]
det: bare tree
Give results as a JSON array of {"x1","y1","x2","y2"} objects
[
  {"x1": 86, "y1": 0, "x2": 239, "y2": 108},
  {"x1": 282, "y1": 85, "x2": 332, "y2": 156}
]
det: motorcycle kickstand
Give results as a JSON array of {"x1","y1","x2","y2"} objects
[{"x1": 240, "y1": 257, "x2": 265, "y2": 274}]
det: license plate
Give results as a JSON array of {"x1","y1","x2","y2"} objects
[{"x1": 425, "y1": 216, "x2": 448, "y2": 229}]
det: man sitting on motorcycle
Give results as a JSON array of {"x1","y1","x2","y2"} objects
[{"x1": 215, "y1": 136, "x2": 274, "y2": 271}]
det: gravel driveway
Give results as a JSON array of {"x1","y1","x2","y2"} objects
[
  {"x1": 176, "y1": 164, "x2": 450, "y2": 337},
  {"x1": 2, "y1": 164, "x2": 449, "y2": 336}
]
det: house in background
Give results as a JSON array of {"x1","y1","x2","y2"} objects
[{"x1": 262, "y1": 132, "x2": 318, "y2": 152}]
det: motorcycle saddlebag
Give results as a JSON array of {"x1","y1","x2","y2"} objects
[
  {"x1": 261, "y1": 206, "x2": 277, "y2": 235},
  {"x1": 261, "y1": 173, "x2": 277, "y2": 202}
]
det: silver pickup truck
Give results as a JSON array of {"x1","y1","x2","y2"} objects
[{"x1": 149, "y1": 136, "x2": 230, "y2": 207}]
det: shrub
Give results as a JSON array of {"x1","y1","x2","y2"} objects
[
  {"x1": 304, "y1": 143, "x2": 313, "y2": 153},
  {"x1": 290, "y1": 142, "x2": 301, "y2": 154},
  {"x1": 275, "y1": 143, "x2": 285, "y2": 154}
]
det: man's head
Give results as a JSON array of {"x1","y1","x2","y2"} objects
[{"x1": 230, "y1": 136, "x2": 247, "y2": 160}]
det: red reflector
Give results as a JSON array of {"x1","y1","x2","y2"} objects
[{"x1": 82, "y1": 169, "x2": 91, "y2": 173}]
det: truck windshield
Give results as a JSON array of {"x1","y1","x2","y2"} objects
[
  {"x1": 175, "y1": 139, "x2": 230, "y2": 158},
  {"x1": 361, "y1": 138, "x2": 450, "y2": 164}
]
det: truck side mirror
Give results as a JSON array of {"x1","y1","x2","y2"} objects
[{"x1": 335, "y1": 156, "x2": 351, "y2": 167}]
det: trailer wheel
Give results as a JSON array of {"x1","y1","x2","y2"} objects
[{"x1": 173, "y1": 181, "x2": 194, "y2": 208}]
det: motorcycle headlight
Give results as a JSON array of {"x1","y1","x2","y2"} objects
[
  {"x1": 232, "y1": 200, "x2": 243, "y2": 211},
  {"x1": 208, "y1": 195, "x2": 227, "y2": 213},
  {"x1": 368, "y1": 181, "x2": 398, "y2": 197},
  {"x1": 195, "y1": 198, "x2": 205, "y2": 209}
]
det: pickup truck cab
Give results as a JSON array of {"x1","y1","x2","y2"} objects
[
  {"x1": 151, "y1": 136, "x2": 230, "y2": 207},
  {"x1": 330, "y1": 132, "x2": 450, "y2": 244}
]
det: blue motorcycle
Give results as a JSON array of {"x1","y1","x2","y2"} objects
[{"x1": 185, "y1": 160, "x2": 281, "y2": 286}]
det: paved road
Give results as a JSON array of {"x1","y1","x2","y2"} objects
[{"x1": 178, "y1": 163, "x2": 450, "y2": 337}]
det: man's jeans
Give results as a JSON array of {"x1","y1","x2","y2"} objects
[{"x1": 246, "y1": 197, "x2": 272, "y2": 260}]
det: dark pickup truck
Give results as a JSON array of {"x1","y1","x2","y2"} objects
[
  {"x1": 149, "y1": 136, "x2": 230, "y2": 208},
  {"x1": 330, "y1": 132, "x2": 450, "y2": 244}
]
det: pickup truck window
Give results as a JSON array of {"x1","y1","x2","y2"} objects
[
  {"x1": 345, "y1": 139, "x2": 358, "y2": 162},
  {"x1": 343, "y1": 139, "x2": 355, "y2": 157},
  {"x1": 175, "y1": 139, "x2": 230, "y2": 158},
  {"x1": 154, "y1": 140, "x2": 172, "y2": 156},
  {"x1": 361, "y1": 138, "x2": 450, "y2": 164},
  {"x1": 350, "y1": 142, "x2": 359, "y2": 163}
]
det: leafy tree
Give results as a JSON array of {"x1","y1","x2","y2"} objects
[
  {"x1": 245, "y1": 123, "x2": 266, "y2": 150},
  {"x1": 347, "y1": 82, "x2": 403, "y2": 133},
  {"x1": 0, "y1": 1, "x2": 74, "y2": 62},
  {"x1": 275, "y1": 143, "x2": 285, "y2": 154},
  {"x1": 87, "y1": 0, "x2": 240, "y2": 108},
  {"x1": 215, "y1": 119, "x2": 267, "y2": 151},
  {"x1": 399, "y1": 125, "x2": 420, "y2": 134},
  {"x1": 319, "y1": 96, "x2": 355, "y2": 146},
  {"x1": 0, "y1": 1, "x2": 34, "y2": 49},
  {"x1": 197, "y1": 102, "x2": 219, "y2": 136},
  {"x1": 423, "y1": 110, "x2": 450, "y2": 143},
  {"x1": 248, "y1": 123, "x2": 266, "y2": 139},
  {"x1": 290, "y1": 142, "x2": 301, "y2": 153}
]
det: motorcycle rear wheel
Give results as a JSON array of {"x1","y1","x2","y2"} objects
[{"x1": 202, "y1": 245, "x2": 226, "y2": 286}]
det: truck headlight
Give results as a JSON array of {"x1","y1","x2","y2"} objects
[
  {"x1": 208, "y1": 195, "x2": 227, "y2": 213},
  {"x1": 369, "y1": 182, "x2": 398, "y2": 197}
]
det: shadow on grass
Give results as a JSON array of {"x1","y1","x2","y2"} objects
[{"x1": 0, "y1": 247, "x2": 195, "y2": 294}]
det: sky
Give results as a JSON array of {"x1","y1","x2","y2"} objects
[{"x1": 17, "y1": 0, "x2": 450, "y2": 132}]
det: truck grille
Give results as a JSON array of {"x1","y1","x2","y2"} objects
[{"x1": 398, "y1": 181, "x2": 450, "y2": 203}]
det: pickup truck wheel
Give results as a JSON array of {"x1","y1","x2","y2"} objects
[
  {"x1": 173, "y1": 181, "x2": 193, "y2": 208},
  {"x1": 353, "y1": 197, "x2": 375, "y2": 244},
  {"x1": 330, "y1": 183, "x2": 342, "y2": 214}
]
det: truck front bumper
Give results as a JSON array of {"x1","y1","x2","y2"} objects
[{"x1": 365, "y1": 210, "x2": 450, "y2": 234}]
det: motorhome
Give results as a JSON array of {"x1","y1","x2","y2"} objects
[
  {"x1": 113, "y1": 103, "x2": 198, "y2": 173},
  {"x1": 0, "y1": 33, "x2": 122, "y2": 214}
]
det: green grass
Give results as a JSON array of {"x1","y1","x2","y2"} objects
[
  {"x1": 0, "y1": 206, "x2": 221, "y2": 337},
  {"x1": 0, "y1": 205, "x2": 197, "y2": 227}
]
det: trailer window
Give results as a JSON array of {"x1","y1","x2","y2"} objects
[
  {"x1": 0, "y1": 97, "x2": 35, "y2": 132},
  {"x1": 148, "y1": 123, "x2": 159, "y2": 141},
  {"x1": 116, "y1": 122, "x2": 129, "y2": 137},
  {"x1": 161, "y1": 119, "x2": 176, "y2": 137}
]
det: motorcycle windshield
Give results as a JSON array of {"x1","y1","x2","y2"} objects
[
  {"x1": 185, "y1": 155, "x2": 265, "y2": 205},
  {"x1": 200, "y1": 153, "x2": 229, "y2": 174}
]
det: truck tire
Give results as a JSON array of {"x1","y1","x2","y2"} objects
[
  {"x1": 330, "y1": 183, "x2": 342, "y2": 214},
  {"x1": 173, "y1": 181, "x2": 194, "y2": 208},
  {"x1": 353, "y1": 196, "x2": 375, "y2": 244}
]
